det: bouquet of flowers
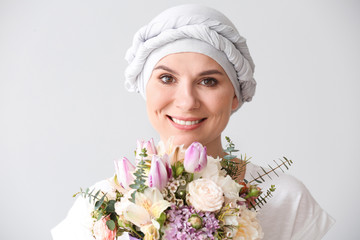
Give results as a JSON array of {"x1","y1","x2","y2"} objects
[{"x1": 75, "y1": 137, "x2": 292, "y2": 240}]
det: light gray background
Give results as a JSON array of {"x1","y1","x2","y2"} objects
[{"x1": 1, "y1": 0, "x2": 359, "y2": 239}]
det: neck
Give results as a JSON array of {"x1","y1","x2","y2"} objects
[{"x1": 204, "y1": 136, "x2": 225, "y2": 159}]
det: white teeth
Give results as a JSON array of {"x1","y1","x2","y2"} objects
[{"x1": 172, "y1": 118, "x2": 201, "y2": 126}]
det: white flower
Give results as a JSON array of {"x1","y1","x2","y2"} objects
[
  {"x1": 230, "y1": 206, "x2": 264, "y2": 240},
  {"x1": 114, "y1": 190, "x2": 134, "y2": 216},
  {"x1": 105, "y1": 189, "x2": 117, "y2": 201},
  {"x1": 217, "y1": 175, "x2": 244, "y2": 203},
  {"x1": 187, "y1": 178, "x2": 224, "y2": 212},
  {"x1": 122, "y1": 188, "x2": 170, "y2": 228},
  {"x1": 157, "y1": 137, "x2": 185, "y2": 165},
  {"x1": 194, "y1": 156, "x2": 226, "y2": 181},
  {"x1": 195, "y1": 156, "x2": 243, "y2": 204}
]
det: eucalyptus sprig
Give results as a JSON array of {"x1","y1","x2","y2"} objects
[
  {"x1": 129, "y1": 148, "x2": 149, "y2": 202},
  {"x1": 221, "y1": 136, "x2": 250, "y2": 179},
  {"x1": 73, "y1": 188, "x2": 107, "y2": 210},
  {"x1": 73, "y1": 188, "x2": 122, "y2": 231}
]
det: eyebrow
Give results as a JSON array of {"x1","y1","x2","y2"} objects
[
  {"x1": 153, "y1": 65, "x2": 224, "y2": 76},
  {"x1": 198, "y1": 69, "x2": 224, "y2": 76},
  {"x1": 153, "y1": 65, "x2": 179, "y2": 75}
]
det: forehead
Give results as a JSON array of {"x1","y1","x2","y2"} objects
[{"x1": 154, "y1": 52, "x2": 227, "y2": 74}]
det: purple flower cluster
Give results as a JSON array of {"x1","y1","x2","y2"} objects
[{"x1": 163, "y1": 205, "x2": 220, "y2": 240}]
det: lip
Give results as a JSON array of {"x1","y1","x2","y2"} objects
[{"x1": 167, "y1": 115, "x2": 206, "y2": 130}]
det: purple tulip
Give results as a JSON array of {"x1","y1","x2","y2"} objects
[
  {"x1": 149, "y1": 155, "x2": 170, "y2": 190},
  {"x1": 184, "y1": 142, "x2": 207, "y2": 173},
  {"x1": 114, "y1": 157, "x2": 135, "y2": 189}
]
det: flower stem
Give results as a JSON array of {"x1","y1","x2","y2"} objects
[{"x1": 129, "y1": 226, "x2": 142, "y2": 238}]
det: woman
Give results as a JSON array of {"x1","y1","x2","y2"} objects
[{"x1": 52, "y1": 4, "x2": 334, "y2": 240}]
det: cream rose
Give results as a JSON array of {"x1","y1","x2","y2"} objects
[
  {"x1": 187, "y1": 178, "x2": 224, "y2": 212},
  {"x1": 228, "y1": 206, "x2": 263, "y2": 240}
]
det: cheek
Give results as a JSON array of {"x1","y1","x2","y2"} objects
[
  {"x1": 207, "y1": 89, "x2": 235, "y2": 115},
  {"x1": 146, "y1": 88, "x2": 170, "y2": 112},
  {"x1": 146, "y1": 83, "x2": 172, "y2": 125}
]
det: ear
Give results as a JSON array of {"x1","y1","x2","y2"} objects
[{"x1": 231, "y1": 95, "x2": 239, "y2": 111}]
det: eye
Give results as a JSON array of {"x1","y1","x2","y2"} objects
[
  {"x1": 159, "y1": 74, "x2": 176, "y2": 84},
  {"x1": 200, "y1": 78, "x2": 218, "y2": 87}
]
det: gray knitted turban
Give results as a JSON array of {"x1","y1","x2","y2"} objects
[{"x1": 124, "y1": 4, "x2": 256, "y2": 110}]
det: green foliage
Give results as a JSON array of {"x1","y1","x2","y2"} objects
[
  {"x1": 246, "y1": 157, "x2": 292, "y2": 210},
  {"x1": 252, "y1": 185, "x2": 276, "y2": 210},
  {"x1": 249, "y1": 157, "x2": 293, "y2": 184},
  {"x1": 172, "y1": 161, "x2": 185, "y2": 178},
  {"x1": 73, "y1": 188, "x2": 106, "y2": 207},
  {"x1": 105, "y1": 200, "x2": 116, "y2": 213},
  {"x1": 129, "y1": 148, "x2": 149, "y2": 202},
  {"x1": 157, "y1": 212, "x2": 167, "y2": 229},
  {"x1": 221, "y1": 136, "x2": 249, "y2": 179},
  {"x1": 106, "y1": 220, "x2": 116, "y2": 231}
]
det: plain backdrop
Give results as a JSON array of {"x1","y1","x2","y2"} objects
[{"x1": 1, "y1": 0, "x2": 359, "y2": 239}]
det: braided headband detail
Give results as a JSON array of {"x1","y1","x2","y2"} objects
[{"x1": 124, "y1": 13, "x2": 256, "y2": 105}]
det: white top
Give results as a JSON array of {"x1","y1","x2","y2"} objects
[
  {"x1": 244, "y1": 163, "x2": 335, "y2": 240},
  {"x1": 51, "y1": 163, "x2": 335, "y2": 240}
]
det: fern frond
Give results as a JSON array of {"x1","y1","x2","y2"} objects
[
  {"x1": 253, "y1": 185, "x2": 276, "y2": 210},
  {"x1": 249, "y1": 157, "x2": 293, "y2": 184}
]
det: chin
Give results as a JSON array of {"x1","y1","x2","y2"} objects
[{"x1": 170, "y1": 134, "x2": 203, "y2": 148}]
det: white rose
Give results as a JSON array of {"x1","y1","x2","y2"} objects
[
  {"x1": 187, "y1": 178, "x2": 224, "y2": 212},
  {"x1": 217, "y1": 175, "x2": 243, "y2": 203}
]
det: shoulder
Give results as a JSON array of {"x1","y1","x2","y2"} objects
[
  {"x1": 245, "y1": 163, "x2": 335, "y2": 240},
  {"x1": 245, "y1": 162, "x2": 310, "y2": 198}
]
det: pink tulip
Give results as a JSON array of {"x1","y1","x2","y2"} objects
[
  {"x1": 162, "y1": 154, "x2": 173, "y2": 179},
  {"x1": 93, "y1": 215, "x2": 117, "y2": 240},
  {"x1": 184, "y1": 142, "x2": 207, "y2": 173},
  {"x1": 114, "y1": 157, "x2": 135, "y2": 189},
  {"x1": 148, "y1": 155, "x2": 170, "y2": 190},
  {"x1": 136, "y1": 138, "x2": 157, "y2": 158}
]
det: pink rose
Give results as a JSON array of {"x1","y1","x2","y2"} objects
[{"x1": 93, "y1": 215, "x2": 117, "y2": 240}]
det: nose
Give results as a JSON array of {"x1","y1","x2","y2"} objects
[{"x1": 174, "y1": 81, "x2": 200, "y2": 111}]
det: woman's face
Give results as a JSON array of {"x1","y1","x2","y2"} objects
[{"x1": 146, "y1": 52, "x2": 239, "y2": 148}]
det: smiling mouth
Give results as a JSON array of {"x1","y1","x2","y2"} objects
[{"x1": 167, "y1": 116, "x2": 207, "y2": 126}]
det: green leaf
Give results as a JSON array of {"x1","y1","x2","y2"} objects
[
  {"x1": 129, "y1": 191, "x2": 136, "y2": 203},
  {"x1": 105, "y1": 200, "x2": 116, "y2": 213},
  {"x1": 94, "y1": 190, "x2": 101, "y2": 200},
  {"x1": 87, "y1": 189, "x2": 95, "y2": 203},
  {"x1": 106, "y1": 220, "x2": 116, "y2": 231},
  {"x1": 95, "y1": 194, "x2": 106, "y2": 210},
  {"x1": 94, "y1": 200, "x2": 102, "y2": 210},
  {"x1": 129, "y1": 183, "x2": 140, "y2": 189},
  {"x1": 223, "y1": 155, "x2": 236, "y2": 160},
  {"x1": 157, "y1": 212, "x2": 167, "y2": 227}
]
